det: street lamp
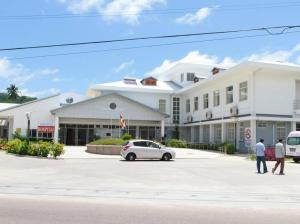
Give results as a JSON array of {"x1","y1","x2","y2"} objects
[{"x1": 25, "y1": 112, "x2": 31, "y2": 140}]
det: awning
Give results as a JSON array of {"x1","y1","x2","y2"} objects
[{"x1": 0, "y1": 120, "x2": 8, "y2": 126}]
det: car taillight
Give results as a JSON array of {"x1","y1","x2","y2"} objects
[{"x1": 123, "y1": 145, "x2": 130, "y2": 151}]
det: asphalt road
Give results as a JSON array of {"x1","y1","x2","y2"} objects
[
  {"x1": 0, "y1": 148, "x2": 300, "y2": 223},
  {"x1": 1, "y1": 196, "x2": 300, "y2": 224}
]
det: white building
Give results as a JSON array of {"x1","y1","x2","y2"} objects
[{"x1": 1, "y1": 61, "x2": 300, "y2": 152}]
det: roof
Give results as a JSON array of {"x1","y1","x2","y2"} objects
[
  {"x1": 51, "y1": 93, "x2": 170, "y2": 118},
  {"x1": 176, "y1": 60, "x2": 300, "y2": 94},
  {"x1": 89, "y1": 79, "x2": 182, "y2": 93},
  {"x1": 0, "y1": 103, "x2": 19, "y2": 111},
  {"x1": 0, "y1": 94, "x2": 60, "y2": 113}
]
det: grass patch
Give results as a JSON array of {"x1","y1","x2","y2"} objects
[{"x1": 89, "y1": 138, "x2": 126, "y2": 146}]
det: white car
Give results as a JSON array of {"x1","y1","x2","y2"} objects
[{"x1": 121, "y1": 140, "x2": 176, "y2": 161}]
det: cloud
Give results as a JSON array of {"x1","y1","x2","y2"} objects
[
  {"x1": 148, "y1": 51, "x2": 237, "y2": 77},
  {"x1": 115, "y1": 59, "x2": 135, "y2": 73},
  {"x1": 176, "y1": 7, "x2": 213, "y2": 25},
  {"x1": 20, "y1": 88, "x2": 61, "y2": 98},
  {"x1": 57, "y1": 0, "x2": 166, "y2": 25},
  {"x1": 148, "y1": 43, "x2": 300, "y2": 77},
  {"x1": 0, "y1": 58, "x2": 59, "y2": 86}
]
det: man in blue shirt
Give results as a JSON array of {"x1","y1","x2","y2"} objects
[{"x1": 256, "y1": 139, "x2": 268, "y2": 174}]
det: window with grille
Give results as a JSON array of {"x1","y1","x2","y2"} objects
[
  {"x1": 239, "y1": 81, "x2": 248, "y2": 101},
  {"x1": 172, "y1": 97, "x2": 180, "y2": 124},
  {"x1": 194, "y1": 97, "x2": 198, "y2": 111},
  {"x1": 159, "y1": 99, "x2": 166, "y2": 113},
  {"x1": 187, "y1": 73, "x2": 195, "y2": 81},
  {"x1": 186, "y1": 99, "x2": 190, "y2": 113},
  {"x1": 276, "y1": 123, "x2": 286, "y2": 142},
  {"x1": 226, "y1": 86, "x2": 233, "y2": 104},
  {"x1": 213, "y1": 90, "x2": 220, "y2": 107},
  {"x1": 203, "y1": 93, "x2": 209, "y2": 109}
]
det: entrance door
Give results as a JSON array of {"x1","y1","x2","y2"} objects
[
  {"x1": 77, "y1": 129, "x2": 87, "y2": 146},
  {"x1": 66, "y1": 128, "x2": 76, "y2": 145}
]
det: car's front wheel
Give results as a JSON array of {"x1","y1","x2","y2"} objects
[
  {"x1": 293, "y1": 158, "x2": 300, "y2": 163},
  {"x1": 126, "y1": 153, "x2": 136, "y2": 161},
  {"x1": 162, "y1": 153, "x2": 171, "y2": 161}
]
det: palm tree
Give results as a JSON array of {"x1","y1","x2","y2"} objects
[{"x1": 6, "y1": 84, "x2": 19, "y2": 100}]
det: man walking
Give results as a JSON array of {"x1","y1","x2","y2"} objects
[
  {"x1": 272, "y1": 139, "x2": 285, "y2": 175},
  {"x1": 256, "y1": 139, "x2": 268, "y2": 174}
]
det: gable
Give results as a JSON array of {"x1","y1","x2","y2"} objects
[{"x1": 52, "y1": 94, "x2": 165, "y2": 121}]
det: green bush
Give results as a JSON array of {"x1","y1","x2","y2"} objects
[
  {"x1": 39, "y1": 141, "x2": 51, "y2": 157},
  {"x1": 226, "y1": 144, "x2": 236, "y2": 154},
  {"x1": 50, "y1": 143, "x2": 64, "y2": 159},
  {"x1": 166, "y1": 139, "x2": 187, "y2": 148},
  {"x1": 6, "y1": 139, "x2": 28, "y2": 155},
  {"x1": 249, "y1": 153, "x2": 256, "y2": 161},
  {"x1": 12, "y1": 131, "x2": 27, "y2": 141},
  {"x1": 89, "y1": 138, "x2": 126, "y2": 145},
  {"x1": 122, "y1": 133, "x2": 132, "y2": 141},
  {"x1": 28, "y1": 142, "x2": 40, "y2": 156}
]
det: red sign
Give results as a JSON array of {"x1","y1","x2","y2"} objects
[{"x1": 38, "y1": 126, "x2": 55, "y2": 133}]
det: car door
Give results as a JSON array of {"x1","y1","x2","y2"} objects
[
  {"x1": 147, "y1": 141, "x2": 163, "y2": 159},
  {"x1": 133, "y1": 141, "x2": 149, "y2": 159}
]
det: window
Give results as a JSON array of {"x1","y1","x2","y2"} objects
[
  {"x1": 194, "y1": 97, "x2": 198, "y2": 111},
  {"x1": 203, "y1": 93, "x2": 209, "y2": 109},
  {"x1": 287, "y1": 137, "x2": 300, "y2": 145},
  {"x1": 214, "y1": 125, "x2": 222, "y2": 143},
  {"x1": 226, "y1": 123, "x2": 235, "y2": 143},
  {"x1": 187, "y1": 72, "x2": 195, "y2": 81},
  {"x1": 133, "y1": 141, "x2": 148, "y2": 147},
  {"x1": 296, "y1": 123, "x2": 300, "y2": 131},
  {"x1": 159, "y1": 99, "x2": 166, "y2": 113},
  {"x1": 30, "y1": 129, "x2": 37, "y2": 138},
  {"x1": 213, "y1": 90, "x2": 220, "y2": 107},
  {"x1": 180, "y1": 73, "x2": 184, "y2": 82},
  {"x1": 257, "y1": 121, "x2": 267, "y2": 128},
  {"x1": 276, "y1": 123, "x2": 286, "y2": 142},
  {"x1": 172, "y1": 97, "x2": 180, "y2": 124},
  {"x1": 239, "y1": 81, "x2": 248, "y2": 101},
  {"x1": 186, "y1": 99, "x2": 190, "y2": 113},
  {"x1": 226, "y1": 86, "x2": 233, "y2": 104},
  {"x1": 203, "y1": 125, "x2": 210, "y2": 143}
]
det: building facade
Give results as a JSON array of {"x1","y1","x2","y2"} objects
[{"x1": 1, "y1": 61, "x2": 300, "y2": 152}]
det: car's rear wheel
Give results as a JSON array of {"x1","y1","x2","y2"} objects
[
  {"x1": 126, "y1": 153, "x2": 136, "y2": 161},
  {"x1": 162, "y1": 153, "x2": 171, "y2": 161},
  {"x1": 293, "y1": 158, "x2": 300, "y2": 163}
]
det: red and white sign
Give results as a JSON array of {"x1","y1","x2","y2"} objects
[
  {"x1": 38, "y1": 126, "x2": 55, "y2": 133},
  {"x1": 244, "y1": 128, "x2": 251, "y2": 141}
]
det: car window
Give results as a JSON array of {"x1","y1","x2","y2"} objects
[
  {"x1": 133, "y1": 141, "x2": 148, "y2": 147},
  {"x1": 148, "y1": 142, "x2": 160, "y2": 148}
]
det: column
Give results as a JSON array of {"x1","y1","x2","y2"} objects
[
  {"x1": 190, "y1": 126, "x2": 195, "y2": 143},
  {"x1": 292, "y1": 121, "x2": 296, "y2": 131},
  {"x1": 221, "y1": 122, "x2": 226, "y2": 143},
  {"x1": 160, "y1": 120, "x2": 165, "y2": 139},
  {"x1": 209, "y1": 124, "x2": 214, "y2": 143},
  {"x1": 54, "y1": 116, "x2": 59, "y2": 143},
  {"x1": 8, "y1": 117, "x2": 14, "y2": 140},
  {"x1": 199, "y1": 125, "x2": 203, "y2": 143},
  {"x1": 250, "y1": 119, "x2": 257, "y2": 151},
  {"x1": 135, "y1": 126, "x2": 139, "y2": 139}
]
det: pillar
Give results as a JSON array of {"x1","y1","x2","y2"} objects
[
  {"x1": 292, "y1": 121, "x2": 296, "y2": 131},
  {"x1": 250, "y1": 119, "x2": 257, "y2": 151},
  {"x1": 221, "y1": 122, "x2": 226, "y2": 143},
  {"x1": 54, "y1": 116, "x2": 59, "y2": 143},
  {"x1": 160, "y1": 120, "x2": 165, "y2": 139},
  {"x1": 199, "y1": 125, "x2": 203, "y2": 143},
  {"x1": 209, "y1": 124, "x2": 214, "y2": 143}
]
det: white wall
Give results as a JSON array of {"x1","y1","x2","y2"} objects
[
  {"x1": 0, "y1": 93, "x2": 85, "y2": 137},
  {"x1": 254, "y1": 69, "x2": 299, "y2": 115}
]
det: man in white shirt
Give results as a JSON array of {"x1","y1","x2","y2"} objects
[{"x1": 272, "y1": 139, "x2": 285, "y2": 175}]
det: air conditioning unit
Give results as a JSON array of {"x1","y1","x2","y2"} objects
[
  {"x1": 230, "y1": 106, "x2": 239, "y2": 116},
  {"x1": 206, "y1": 111, "x2": 212, "y2": 120},
  {"x1": 186, "y1": 115, "x2": 193, "y2": 123}
]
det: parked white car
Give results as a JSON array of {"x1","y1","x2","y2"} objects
[
  {"x1": 121, "y1": 140, "x2": 176, "y2": 161},
  {"x1": 286, "y1": 131, "x2": 300, "y2": 163}
]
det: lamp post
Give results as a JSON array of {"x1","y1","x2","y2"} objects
[{"x1": 25, "y1": 112, "x2": 31, "y2": 140}]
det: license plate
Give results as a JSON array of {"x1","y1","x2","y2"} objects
[{"x1": 290, "y1": 148, "x2": 296, "y2": 152}]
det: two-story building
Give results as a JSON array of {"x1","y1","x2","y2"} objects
[{"x1": 1, "y1": 61, "x2": 300, "y2": 152}]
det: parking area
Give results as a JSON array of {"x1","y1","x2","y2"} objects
[{"x1": 0, "y1": 148, "x2": 300, "y2": 209}]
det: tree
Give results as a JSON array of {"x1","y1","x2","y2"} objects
[{"x1": 6, "y1": 84, "x2": 19, "y2": 100}]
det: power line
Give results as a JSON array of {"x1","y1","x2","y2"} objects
[
  {"x1": 1, "y1": 1, "x2": 300, "y2": 20},
  {"x1": 1, "y1": 25, "x2": 300, "y2": 52},
  {"x1": 7, "y1": 30, "x2": 300, "y2": 61}
]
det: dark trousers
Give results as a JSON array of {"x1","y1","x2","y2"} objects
[
  {"x1": 256, "y1": 156, "x2": 268, "y2": 173},
  {"x1": 273, "y1": 158, "x2": 285, "y2": 174}
]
